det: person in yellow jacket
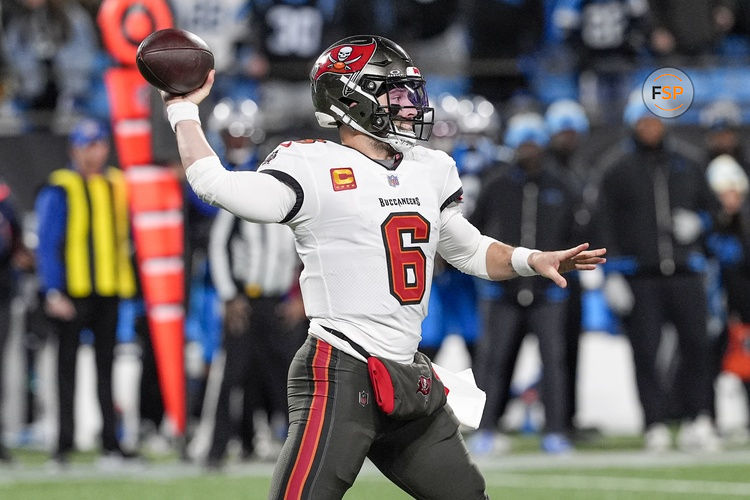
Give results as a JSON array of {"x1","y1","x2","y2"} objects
[{"x1": 35, "y1": 118, "x2": 136, "y2": 465}]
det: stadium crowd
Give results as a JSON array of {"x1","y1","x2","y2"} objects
[{"x1": 0, "y1": 0, "x2": 749, "y2": 470}]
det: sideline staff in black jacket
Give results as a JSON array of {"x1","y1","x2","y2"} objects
[
  {"x1": 471, "y1": 112, "x2": 579, "y2": 454},
  {"x1": 596, "y1": 97, "x2": 720, "y2": 452}
]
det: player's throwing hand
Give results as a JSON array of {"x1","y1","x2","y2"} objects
[{"x1": 162, "y1": 69, "x2": 216, "y2": 106}]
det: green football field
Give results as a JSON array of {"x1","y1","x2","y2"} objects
[{"x1": 2, "y1": 437, "x2": 750, "y2": 499}]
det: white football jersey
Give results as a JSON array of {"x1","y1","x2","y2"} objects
[{"x1": 258, "y1": 139, "x2": 462, "y2": 362}]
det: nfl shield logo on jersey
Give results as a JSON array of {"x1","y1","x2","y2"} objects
[
  {"x1": 359, "y1": 390, "x2": 369, "y2": 407},
  {"x1": 387, "y1": 174, "x2": 399, "y2": 187}
]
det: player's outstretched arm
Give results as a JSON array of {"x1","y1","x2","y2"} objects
[
  {"x1": 438, "y1": 208, "x2": 606, "y2": 286},
  {"x1": 486, "y1": 242, "x2": 606, "y2": 288}
]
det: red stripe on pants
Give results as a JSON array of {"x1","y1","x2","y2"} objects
[{"x1": 284, "y1": 339, "x2": 332, "y2": 499}]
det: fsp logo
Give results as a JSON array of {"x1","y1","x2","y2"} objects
[
  {"x1": 642, "y1": 67, "x2": 694, "y2": 118},
  {"x1": 330, "y1": 168, "x2": 357, "y2": 191}
]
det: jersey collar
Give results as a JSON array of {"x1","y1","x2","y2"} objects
[{"x1": 342, "y1": 143, "x2": 404, "y2": 170}]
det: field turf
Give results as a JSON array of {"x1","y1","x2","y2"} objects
[{"x1": 2, "y1": 435, "x2": 749, "y2": 499}]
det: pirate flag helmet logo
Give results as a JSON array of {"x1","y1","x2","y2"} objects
[{"x1": 312, "y1": 43, "x2": 377, "y2": 81}]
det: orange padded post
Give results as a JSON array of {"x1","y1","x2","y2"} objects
[{"x1": 98, "y1": 0, "x2": 186, "y2": 435}]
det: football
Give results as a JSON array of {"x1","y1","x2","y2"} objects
[{"x1": 136, "y1": 28, "x2": 214, "y2": 95}]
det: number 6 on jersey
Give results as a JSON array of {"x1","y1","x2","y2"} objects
[{"x1": 381, "y1": 213, "x2": 430, "y2": 305}]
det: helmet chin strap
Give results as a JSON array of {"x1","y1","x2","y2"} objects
[
  {"x1": 334, "y1": 106, "x2": 417, "y2": 152},
  {"x1": 385, "y1": 133, "x2": 416, "y2": 152},
  {"x1": 365, "y1": 127, "x2": 416, "y2": 153},
  {"x1": 371, "y1": 117, "x2": 417, "y2": 152}
]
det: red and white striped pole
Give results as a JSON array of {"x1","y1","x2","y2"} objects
[{"x1": 97, "y1": 0, "x2": 187, "y2": 436}]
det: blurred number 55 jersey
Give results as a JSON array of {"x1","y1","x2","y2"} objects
[{"x1": 259, "y1": 139, "x2": 462, "y2": 363}]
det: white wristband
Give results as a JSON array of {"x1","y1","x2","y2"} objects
[
  {"x1": 511, "y1": 246, "x2": 540, "y2": 276},
  {"x1": 167, "y1": 101, "x2": 200, "y2": 132}
]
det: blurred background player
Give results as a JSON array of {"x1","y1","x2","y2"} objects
[
  {"x1": 705, "y1": 154, "x2": 750, "y2": 441},
  {"x1": 202, "y1": 98, "x2": 303, "y2": 468},
  {"x1": 0, "y1": 178, "x2": 32, "y2": 463},
  {"x1": 166, "y1": 0, "x2": 256, "y2": 102},
  {"x1": 246, "y1": 0, "x2": 343, "y2": 133},
  {"x1": 699, "y1": 99, "x2": 747, "y2": 433},
  {"x1": 701, "y1": 99, "x2": 748, "y2": 170},
  {"x1": 550, "y1": 0, "x2": 650, "y2": 123},
  {"x1": 470, "y1": 111, "x2": 580, "y2": 455},
  {"x1": 206, "y1": 97, "x2": 266, "y2": 170},
  {"x1": 544, "y1": 98, "x2": 597, "y2": 441},
  {"x1": 337, "y1": 0, "x2": 469, "y2": 98},
  {"x1": 545, "y1": 99, "x2": 590, "y2": 178},
  {"x1": 34, "y1": 118, "x2": 136, "y2": 465}
]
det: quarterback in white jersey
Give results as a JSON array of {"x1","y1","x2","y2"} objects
[
  {"x1": 256, "y1": 139, "x2": 469, "y2": 363},
  {"x1": 165, "y1": 34, "x2": 605, "y2": 500}
]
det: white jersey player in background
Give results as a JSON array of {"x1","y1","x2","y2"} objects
[{"x1": 163, "y1": 35, "x2": 605, "y2": 500}]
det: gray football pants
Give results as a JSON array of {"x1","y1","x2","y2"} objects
[{"x1": 268, "y1": 336, "x2": 488, "y2": 500}]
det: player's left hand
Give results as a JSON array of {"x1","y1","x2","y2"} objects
[{"x1": 528, "y1": 243, "x2": 606, "y2": 288}]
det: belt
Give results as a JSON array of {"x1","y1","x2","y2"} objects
[{"x1": 322, "y1": 326, "x2": 371, "y2": 359}]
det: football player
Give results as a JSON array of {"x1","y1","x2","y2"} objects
[{"x1": 163, "y1": 35, "x2": 605, "y2": 500}]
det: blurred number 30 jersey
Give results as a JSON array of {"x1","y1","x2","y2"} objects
[{"x1": 258, "y1": 139, "x2": 462, "y2": 362}]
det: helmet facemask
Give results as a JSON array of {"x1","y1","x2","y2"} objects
[{"x1": 368, "y1": 78, "x2": 433, "y2": 152}]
